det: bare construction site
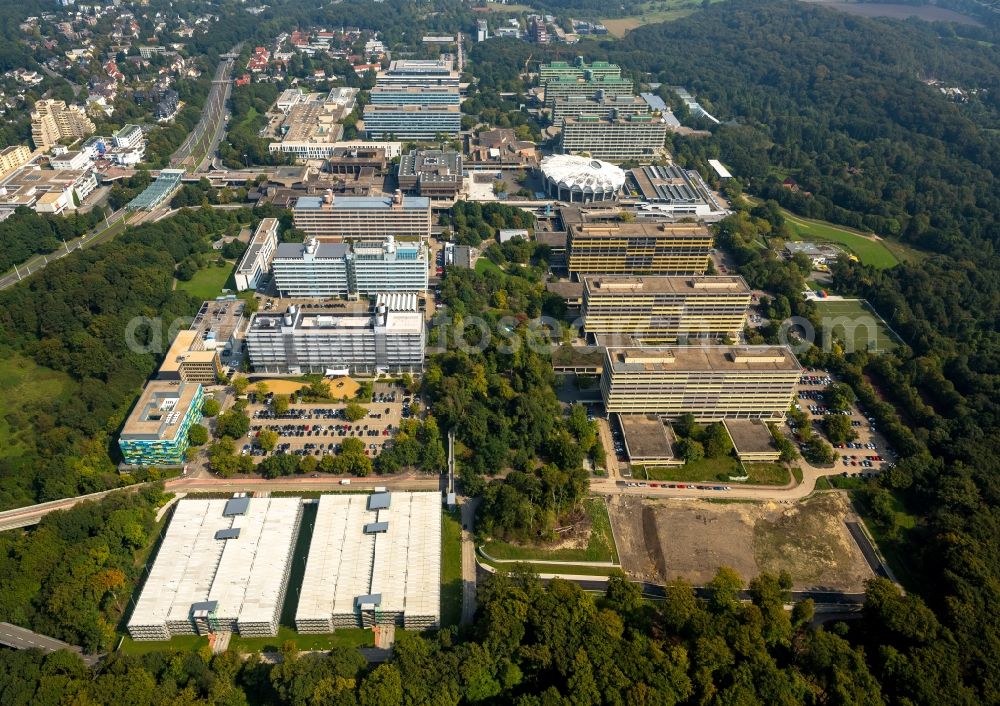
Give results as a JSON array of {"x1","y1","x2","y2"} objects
[{"x1": 608, "y1": 492, "x2": 874, "y2": 591}]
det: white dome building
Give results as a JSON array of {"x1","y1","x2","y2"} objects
[{"x1": 540, "y1": 154, "x2": 625, "y2": 203}]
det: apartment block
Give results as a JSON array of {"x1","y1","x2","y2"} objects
[
  {"x1": 118, "y1": 381, "x2": 204, "y2": 466},
  {"x1": 246, "y1": 301, "x2": 424, "y2": 375},
  {"x1": 560, "y1": 114, "x2": 667, "y2": 162},
  {"x1": 0, "y1": 145, "x2": 31, "y2": 176},
  {"x1": 272, "y1": 237, "x2": 428, "y2": 298},
  {"x1": 292, "y1": 192, "x2": 431, "y2": 241},
  {"x1": 600, "y1": 345, "x2": 802, "y2": 420},
  {"x1": 30, "y1": 99, "x2": 96, "y2": 150},
  {"x1": 234, "y1": 218, "x2": 279, "y2": 291},
  {"x1": 567, "y1": 220, "x2": 713, "y2": 276},
  {"x1": 582, "y1": 275, "x2": 751, "y2": 343},
  {"x1": 363, "y1": 104, "x2": 461, "y2": 140}
]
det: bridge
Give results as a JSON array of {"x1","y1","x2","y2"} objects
[{"x1": 0, "y1": 623, "x2": 101, "y2": 666}]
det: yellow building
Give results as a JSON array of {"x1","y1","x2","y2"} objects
[
  {"x1": 600, "y1": 345, "x2": 801, "y2": 420},
  {"x1": 582, "y1": 275, "x2": 751, "y2": 343},
  {"x1": 30, "y1": 99, "x2": 96, "y2": 150},
  {"x1": 0, "y1": 145, "x2": 31, "y2": 177},
  {"x1": 157, "y1": 330, "x2": 222, "y2": 385},
  {"x1": 567, "y1": 221, "x2": 713, "y2": 276}
]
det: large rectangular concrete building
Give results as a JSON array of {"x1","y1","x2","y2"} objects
[
  {"x1": 293, "y1": 192, "x2": 431, "y2": 241},
  {"x1": 600, "y1": 345, "x2": 801, "y2": 420},
  {"x1": 246, "y1": 302, "x2": 424, "y2": 375},
  {"x1": 234, "y1": 218, "x2": 279, "y2": 291},
  {"x1": 582, "y1": 275, "x2": 751, "y2": 343},
  {"x1": 272, "y1": 237, "x2": 428, "y2": 298},
  {"x1": 296, "y1": 492, "x2": 440, "y2": 632},
  {"x1": 375, "y1": 59, "x2": 460, "y2": 89},
  {"x1": 560, "y1": 114, "x2": 667, "y2": 163},
  {"x1": 363, "y1": 104, "x2": 462, "y2": 140},
  {"x1": 567, "y1": 221, "x2": 713, "y2": 276},
  {"x1": 543, "y1": 76, "x2": 634, "y2": 108},
  {"x1": 127, "y1": 497, "x2": 302, "y2": 640}
]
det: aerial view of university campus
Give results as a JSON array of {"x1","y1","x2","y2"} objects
[{"x1": 0, "y1": 0, "x2": 997, "y2": 702}]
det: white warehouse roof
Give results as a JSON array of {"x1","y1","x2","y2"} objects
[{"x1": 541, "y1": 154, "x2": 626, "y2": 195}]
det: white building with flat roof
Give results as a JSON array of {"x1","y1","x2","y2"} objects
[
  {"x1": 127, "y1": 497, "x2": 301, "y2": 640},
  {"x1": 272, "y1": 237, "x2": 428, "y2": 298},
  {"x1": 246, "y1": 301, "x2": 425, "y2": 375},
  {"x1": 234, "y1": 218, "x2": 279, "y2": 291},
  {"x1": 296, "y1": 492, "x2": 440, "y2": 632}
]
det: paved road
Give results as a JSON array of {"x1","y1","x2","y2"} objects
[
  {"x1": 460, "y1": 497, "x2": 480, "y2": 625},
  {"x1": 171, "y1": 47, "x2": 241, "y2": 171},
  {"x1": 0, "y1": 474, "x2": 440, "y2": 531},
  {"x1": 0, "y1": 622, "x2": 101, "y2": 666},
  {"x1": 0, "y1": 210, "x2": 133, "y2": 291}
]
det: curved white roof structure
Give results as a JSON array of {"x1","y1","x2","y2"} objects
[{"x1": 541, "y1": 154, "x2": 625, "y2": 200}]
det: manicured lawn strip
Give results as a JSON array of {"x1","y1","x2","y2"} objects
[
  {"x1": 118, "y1": 635, "x2": 209, "y2": 655},
  {"x1": 441, "y1": 509, "x2": 463, "y2": 627},
  {"x1": 474, "y1": 257, "x2": 504, "y2": 276},
  {"x1": 230, "y1": 626, "x2": 373, "y2": 653},
  {"x1": 176, "y1": 261, "x2": 236, "y2": 300},
  {"x1": 743, "y1": 463, "x2": 792, "y2": 485},
  {"x1": 637, "y1": 455, "x2": 741, "y2": 483},
  {"x1": 481, "y1": 558, "x2": 618, "y2": 577},
  {"x1": 782, "y1": 211, "x2": 898, "y2": 268},
  {"x1": 482, "y1": 498, "x2": 618, "y2": 563}
]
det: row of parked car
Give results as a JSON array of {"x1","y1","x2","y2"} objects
[{"x1": 619, "y1": 481, "x2": 732, "y2": 491}]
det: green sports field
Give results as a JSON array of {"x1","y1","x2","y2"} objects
[
  {"x1": 783, "y1": 211, "x2": 900, "y2": 269},
  {"x1": 813, "y1": 299, "x2": 899, "y2": 353}
]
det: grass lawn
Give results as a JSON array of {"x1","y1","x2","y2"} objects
[
  {"x1": 230, "y1": 626, "x2": 373, "y2": 653},
  {"x1": 782, "y1": 210, "x2": 899, "y2": 269},
  {"x1": 118, "y1": 635, "x2": 209, "y2": 655},
  {"x1": 0, "y1": 350, "x2": 73, "y2": 460},
  {"x1": 483, "y1": 497, "x2": 619, "y2": 563},
  {"x1": 441, "y1": 509, "x2": 463, "y2": 628},
  {"x1": 176, "y1": 261, "x2": 236, "y2": 300},
  {"x1": 639, "y1": 455, "x2": 741, "y2": 483},
  {"x1": 743, "y1": 463, "x2": 793, "y2": 485},
  {"x1": 851, "y1": 490, "x2": 923, "y2": 592},
  {"x1": 474, "y1": 257, "x2": 504, "y2": 276},
  {"x1": 602, "y1": 0, "x2": 720, "y2": 37},
  {"x1": 813, "y1": 298, "x2": 899, "y2": 353},
  {"x1": 481, "y1": 558, "x2": 618, "y2": 577}
]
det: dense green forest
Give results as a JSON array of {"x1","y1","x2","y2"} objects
[
  {"x1": 0, "y1": 208, "x2": 107, "y2": 274},
  {"x1": 0, "y1": 486, "x2": 165, "y2": 652},
  {"x1": 0, "y1": 208, "x2": 251, "y2": 510}
]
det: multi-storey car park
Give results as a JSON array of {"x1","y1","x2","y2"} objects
[
  {"x1": 127, "y1": 497, "x2": 301, "y2": 640},
  {"x1": 581, "y1": 275, "x2": 751, "y2": 344},
  {"x1": 246, "y1": 300, "x2": 425, "y2": 375},
  {"x1": 295, "y1": 492, "x2": 440, "y2": 633},
  {"x1": 292, "y1": 192, "x2": 431, "y2": 242},
  {"x1": 566, "y1": 220, "x2": 714, "y2": 276},
  {"x1": 600, "y1": 344, "x2": 802, "y2": 420}
]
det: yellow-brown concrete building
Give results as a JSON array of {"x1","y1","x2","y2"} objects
[
  {"x1": 600, "y1": 345, "x2": 801, "y2": 420},
  {"x1": 567, "y1": 221, "x2": 712, "y2": 276},
  {"x1": 582, "y1": 275, "x2": 750, "y2": 343}
]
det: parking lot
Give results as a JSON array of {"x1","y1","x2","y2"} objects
[
  {"x1": 790, "y1": 370, "x2": 896, "y2": 476},
  {"x1": 240, "y1": 385, "x2": 417, "y2": 460}
]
